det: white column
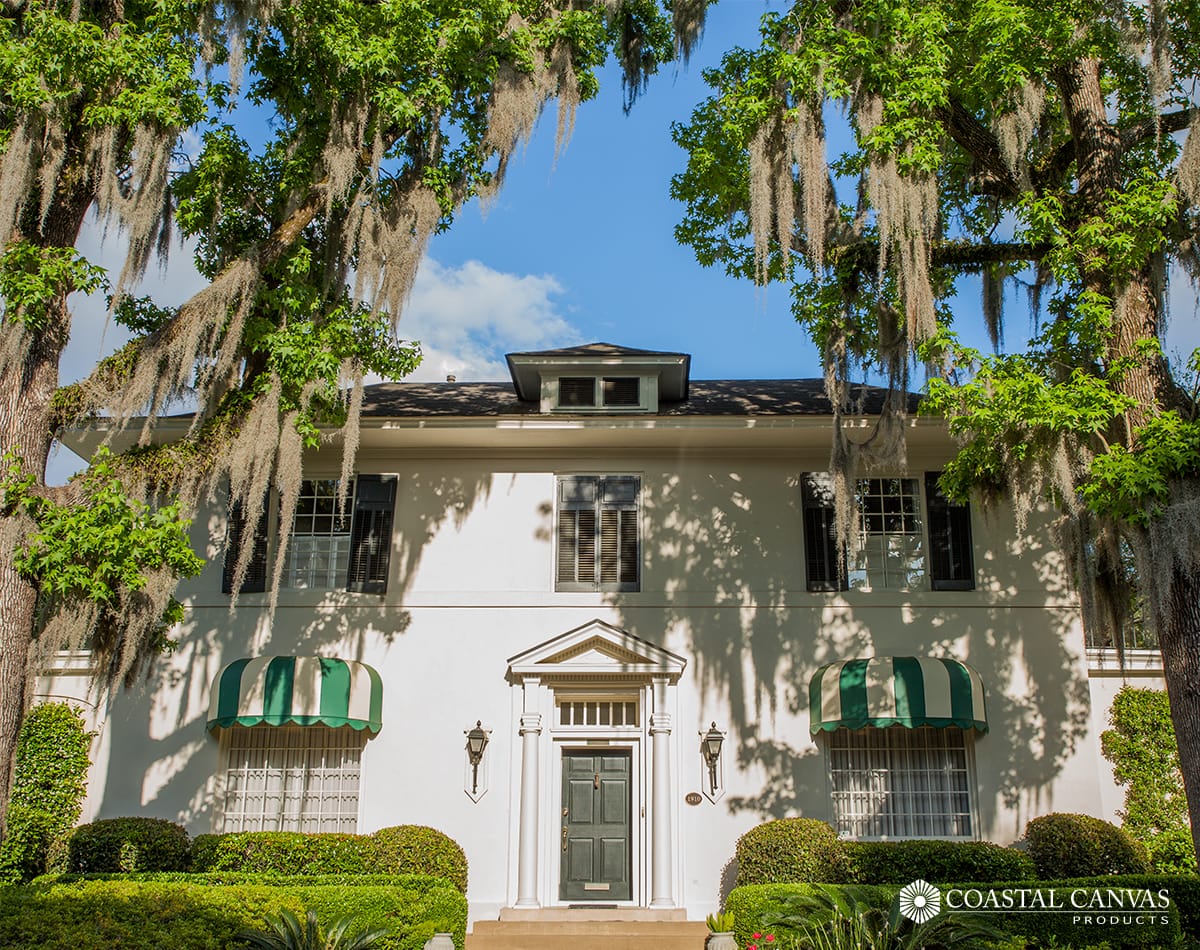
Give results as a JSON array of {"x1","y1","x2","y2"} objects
[
  {"x1": 649, "y1": 676, "x2": 675, "y2": 908},
  {"x1": 515, "y1": 678, "x2": 542, "y2": 908}
]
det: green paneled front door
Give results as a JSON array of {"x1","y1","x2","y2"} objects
[{"x1": 559, "y1": 750, "x2": 631, "y2": 901}]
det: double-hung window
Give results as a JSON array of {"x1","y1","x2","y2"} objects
[
  {"x1": 223, "y1": 474, "x2": 397, "y2": 595},
  {"x1": 802, "y1": 473, "x2": 974, "y2": 592},
  {"x1": 556, "y1": 475, "x2": 640, "y2": 591}
]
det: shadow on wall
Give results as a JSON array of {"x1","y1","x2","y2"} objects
[
  {"x1": 92, "y1": 467, "x2": 496, "y2": 830},
  {"x1": 596, "y1": 462, "x2": 1090, "y2": 839}
]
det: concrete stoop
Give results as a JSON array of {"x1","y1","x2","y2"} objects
[{"x1": 466, "y1": 913, "x2": 709, "y2": 950}]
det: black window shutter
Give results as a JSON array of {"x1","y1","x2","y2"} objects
[
  {"x1": 347, "y1": 475, "x2": 397, "y2": 594},
  {"x1": 802, "y1": 474, "x2": 845, "y2": 592},
  {"x1": 222, "y1": 498, "x2": 268, "y2": 594},
  {"x1": 925, "y1": 473, "x2": 975, "y2": 591}
]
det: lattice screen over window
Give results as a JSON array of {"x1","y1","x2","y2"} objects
[
  {"x1": 222, "y1": 725, "x2": 363, "y2": 833},
  {"x1": 827, "y1": 725, "x2": 973, "y2": 839}
]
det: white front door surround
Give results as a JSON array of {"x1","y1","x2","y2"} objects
[{"x1": 506, "y1": 620, "x2": 687, "y2": 909}]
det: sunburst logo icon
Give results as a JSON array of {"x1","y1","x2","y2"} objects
[{"x1": 898, "y1": 879, "x2": 942, "y2": 923}]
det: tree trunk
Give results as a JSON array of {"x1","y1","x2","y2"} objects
[
  {"x1": 0, "y1": 328, "x2": 62, "y2": 838},
  {"x1": 1153, "y1": 562, "x2": 1200, "y2": 857},
  {"x1": 0, "y1": 186, "x2": 92, "y2": 838}
]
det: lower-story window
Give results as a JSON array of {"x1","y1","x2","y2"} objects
[
  {"x1": 827, "y1": 725, "x2": 974, "y2": 839},
  {"x1": 221, "y1": 725, "x2": 363, "y2": 833}
]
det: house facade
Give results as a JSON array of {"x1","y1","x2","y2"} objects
[{"x1": 45, "y1": 343, "x2": 1164, "y2": 923}]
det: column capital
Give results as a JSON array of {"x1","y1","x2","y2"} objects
[
  {"x1": 520, "y1": 712, "x2": 543, "y2": 735},
  {"x1": 649, "y1": 712, "x2": 672, "y2": 735}
]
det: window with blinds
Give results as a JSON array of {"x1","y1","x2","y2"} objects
[
  {"x1": 827, "y1": 725, "x2": 975, "y2": 839},
  {"x1": 554, "y1": 376, "x2": 644, "y2": 410},
  {"x1": 221, "y1": 725, "x2": 364, "y2": 833},
  {"x1": 556, "y1": 475, "x2": 640, "y2": 591}
]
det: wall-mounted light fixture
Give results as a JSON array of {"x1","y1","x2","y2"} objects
[
  {"x1": 465, "y1": 720, "x2": 490, "y2": 801},
  {"x1": 701, "y1": 722, "x2": 725, "y2": 800}
]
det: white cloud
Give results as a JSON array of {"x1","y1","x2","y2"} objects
[
  {"x1": 1167, "y1": 265, "x2": 1200, "y2": 368},
  {"x1": 60, "y1": 213, "x2": 208, "y2": 386},
  {"x1": 395, "y1": 258, "x2": 580, "y2": 381}
]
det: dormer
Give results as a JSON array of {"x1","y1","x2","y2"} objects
[{"x1": 505, "y1": 343, "x2": 691, "y2": 414}]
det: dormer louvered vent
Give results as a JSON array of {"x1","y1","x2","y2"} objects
[
  {"x1": 602, "y1": 377, "x2": 639, "y2": 406},
  {"x1": 559, "y1": 377, "x2": 596, "y2": 407}
]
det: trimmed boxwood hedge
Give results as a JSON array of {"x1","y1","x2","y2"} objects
[
  {"x1": 65, "y1": 818, "x2": 190, "y2": 873},
  {"x1": 844, "y1": 839, "x2": 1036, "y2": 884},
  {"x1": 726, "y1": 876, "x2": 1195, "y2": 950},
  {"x1": 734, "y1": 818, "x2": 1034, "y2": 888},
  {"x1": 0, "y1": 877, "x2": 467, "y2": 950},
  {"x1": 189, "y1": 825, "x2": 468, "y2": 893}
]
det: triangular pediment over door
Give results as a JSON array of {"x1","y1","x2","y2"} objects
[{"x1": 506, "y1": 619, "x2": 686, "y2": 682}]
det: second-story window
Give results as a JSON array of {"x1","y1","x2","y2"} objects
[
  {"x1": 556, "y1": 475, "x2": 640, "y2": 592},
  {"x1": 286, "y1": 479, "x2": 354, "y2": 589},
  {"x1": 802, "y1": 473, "x2": 974, "y2": 592},
  {"x1": 224, "y1": 475, "x2": 396, "y2": 595}
]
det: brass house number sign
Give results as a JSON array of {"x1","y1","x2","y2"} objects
[{"x1": 685, "y1": 792, "x2": 703, "y2": 806}]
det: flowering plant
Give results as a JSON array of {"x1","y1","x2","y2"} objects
[{"x1": 745, "y1": 931, "x2": 777, "y2": 950}]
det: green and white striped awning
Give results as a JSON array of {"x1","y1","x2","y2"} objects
[
  {"x1": 207, "y1": 657, "x2": 383, "y2": 733},
  {"x1": 809, "y1": 656, "x2": 987, "y2": 734}
]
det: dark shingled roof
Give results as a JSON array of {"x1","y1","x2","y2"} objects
[
  {"x1": 504, "y1": 342, "x2": 687, "y2": 359},
  {"x1": 360, "y1": 379, "x2": 920, "y2": 417}
]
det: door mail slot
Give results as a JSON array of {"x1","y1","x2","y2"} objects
[{"x1": 583, "y1": 883, "x2": 611, "y2": 891}]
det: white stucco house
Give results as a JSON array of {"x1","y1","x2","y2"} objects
[{"x1": 45, "y1": 343, "x2": 1164, "y2": 923}]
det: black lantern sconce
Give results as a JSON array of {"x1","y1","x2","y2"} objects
[
  {"x1": 465, "y1": 720, "x2": 490, "y2": 796},
  {"x1": 702, "y1": 722, "x2": 725, "y2": 797}
]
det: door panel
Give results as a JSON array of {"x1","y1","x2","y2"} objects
[{"x1": 560, "y1": 751, "x2": 631, "y2": 901}]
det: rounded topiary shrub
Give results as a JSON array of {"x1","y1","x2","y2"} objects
[
  {"x1": 65, "y1": 817, "x2": 190, "y2": 873},
  {"x1": 370, "y1": 825, "x2": 468, "y2": 893},
  {"x1": 734, "y1": 818, "x2": 847, "y2": 886},
  {"x1": 1024, "y1": 813, "x2": 1150, "y2": 879}
]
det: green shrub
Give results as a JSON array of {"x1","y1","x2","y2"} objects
[
  {"x1": 726, "y1": 877, "x2": 1187, "y2": 950},
  {"x1": 1025, "y1": 813, "x2": 1150, "y2": 878},
  {"x1": 65, "y1": 817, "x2": 190, "y2": 873},
  {"x1": 844, "y1": 839, "x2": 1035, "y2": 884},
  {"x1": 725, "y1": 883, "x2": 898, "y2": 949},
  {"x1": 371, "y1": 826, "x2": 468, "y2": 894},
  {"x1": 1101, "y1": 686, "x2": 1197, "y2": 874},
  {"x1": 734, "y1": 818, "x2": 848, "y2": 886},
  {"x1": 0, "y1": 703, "x2": 92, "y2": 883},
  {"x1": 0, "y1": 878, "x2": 467, "y2": 950},
  {"x1": 189, "y1": 827, "x2": 469, "y2": 894},
  {"x1": 1146, "y1": 827, "x2": 1198, "y2": 874},
  {"x1": 189, "y1": 832, "x2": 372, "y2": 876}
]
